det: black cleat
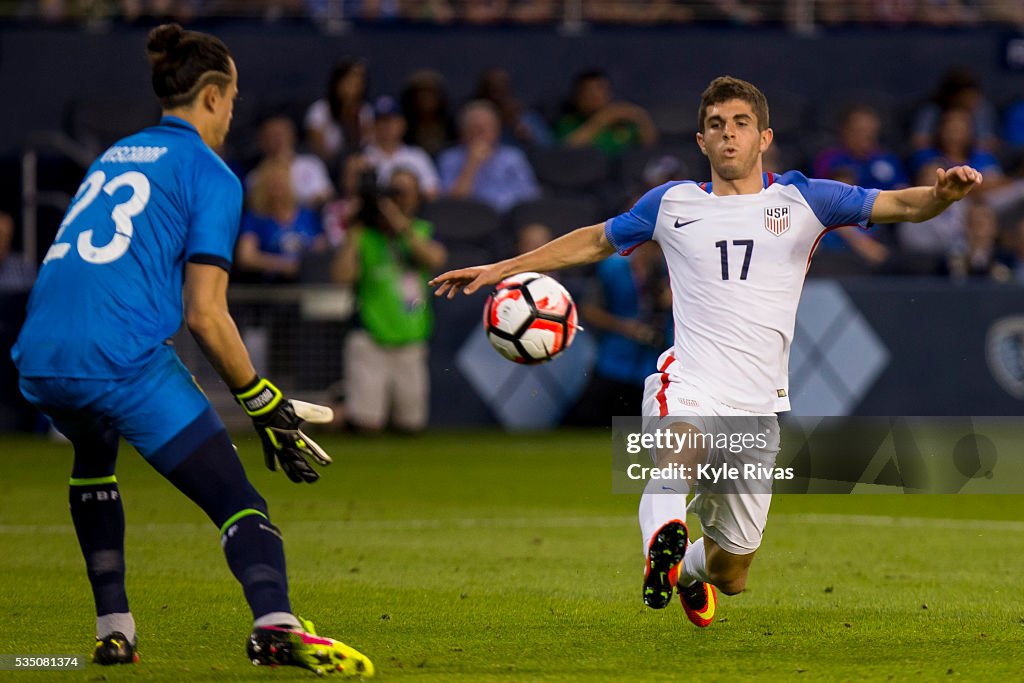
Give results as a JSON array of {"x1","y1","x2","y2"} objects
[
  {"x1": 91, "y1": 631, "x2": 138, "y2": 665},
  {"x1": 642, "y1": 520, "x2": 689, "y2": 609}
]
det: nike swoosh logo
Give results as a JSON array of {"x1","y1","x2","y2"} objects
[{"x1": 674, "y1": 218, "x2": 700, "y2": 228}]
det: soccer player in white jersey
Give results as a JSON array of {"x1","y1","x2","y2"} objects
[{"x1": 430, "y1": 76, "x2": 981, "y2": 627}]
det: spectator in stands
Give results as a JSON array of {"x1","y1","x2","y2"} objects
[
  {"x1": 321, "y1": 153, "x2": 373, "y2": 248},
  {"x1": 584, "y1": 0, "x2": 693, "y2": 25},
  {"x1": 918, "y1": 0, "x2": 977, "y2": 26},
  {"x1": 362, "y1": 95, "x2": 441, "y2": 200},
  {"x1": 398, "y1": 0, "x2": 455, "y2": 23},
  {"x1": 898, "y1": 161, "x2": 969, "y2": 265},
  {"x1": 566, "y1": 241, "x2": 670, "y2": 425},
  {"x1": 1004, "y1": 99, "x2": 1024, "y2": 147},
  {"x1": 332, "y1": 168, "x2": 447, "y2": 433},
  {"x1": 474, "y1": 67, "x2": 554, "y2": 148},
  {"x1": 237, "y1": 158, "x2": 327, "y2": 282},
  {"x1": 910, "y1": 107, "x2": 1005, "y2": 193},
  {"x1": 400, "y1": 69, "x2": 457, "y2": 158},
  {"x1": 438, "y1": 100, "x2": 541, "y2": 212},
  {"x1": 465, "y1": 0, "x2": 507, "y2": 23},
  {"x1": 305, "y1": 58, "x2": 373, "y2": 164},
  {"x1": 0, "y1": 212, "x2": 35, "y2": 292},
  {"x1": 517, "y1": 222, "x2": 553, "y2": 257},
  {"x1": 555, "y1": 69, "x2": 658, "y2": 155},
  {"x1": 249, "y1": 115, "x2": 335, "y2": 209},
  {"x1": 911, "y1": 67, "x2": 998, "y2": 151},
  {"x1": 814, "y1": 104, "x2": 908, "y2": 190},
  {"x1": 509, "y1": 0, "x2": 555, "y2": 22},
  {"x1": 945, "y1": 202, "x2": 1014, "y2": 282}
]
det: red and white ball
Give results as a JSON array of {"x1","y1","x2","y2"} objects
[{"x1": 483, "y1": 272, "x2": 579, "y2": 364}]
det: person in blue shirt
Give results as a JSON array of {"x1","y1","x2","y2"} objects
[
  {"x1": 438, "y1": 100, "x2": 540, "y2": 213},
  {"x1": 910, "y1": 108, "x2": 1005, "y2": 194},
  {"x1": 567, "y1": 243, "x2": 671, "y2": 426},
  {"x1": 11, "y1": 24, "x2": 373, "y2": 677},
  {"x1": 813, "y1": 104, "x2": 908, "y2": 192},
  {"x1": 236, "y1": 158, "x2": 327, "y2": 282}
]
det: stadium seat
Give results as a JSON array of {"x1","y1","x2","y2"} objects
[
  {"x1": 422, "y1": 198, "x2": 501, "y2": 241},
  {"x1": 619, "y1": 145, "x2": 706, "y2": 186},
  {"x1": 527, "y1": 146, "x2": 611, "y2": 195},
  {"x1": 648, "y1": 100, "x2": 698, "y2": 143},
  {"x1": 506, "y1": 196, "x2": 602, "y2": 238},
  {"x1": 421, "y1": 198, "x2": 504, "y2": 264},
  {"x1": 444, "y1": 243, "x2": 495, "y2": 269}
]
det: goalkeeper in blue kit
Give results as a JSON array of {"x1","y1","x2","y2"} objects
[{"x1": 10, "y1": 24, "x2": 373, "y2": 677}]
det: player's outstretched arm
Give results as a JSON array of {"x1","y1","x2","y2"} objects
[
  {"x1": 430, "y1": 223, "x2": 615, "y2": 299},
  {"x1": 184, "y1": 263, "x2": 333, "y2": 483},
  {"x1": 870, "y1": 165, "x2": 982, "y2": 224}
]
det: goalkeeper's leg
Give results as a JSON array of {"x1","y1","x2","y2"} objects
[
  {"x1": 66, "y1": 423, "x2": 139, "y2": 664},
  {"x1": 146, "y1": 407, "x2": 294, "y2": 624},
  {"x1": 147, "y1": 407, "x2": 373, "y2": 675}
]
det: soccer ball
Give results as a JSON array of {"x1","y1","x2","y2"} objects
[{"x1": 483, "y1": 272, "x2": 579, "y2": 364}]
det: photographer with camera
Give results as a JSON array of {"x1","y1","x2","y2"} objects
[{"x1": 332, "y1": 168, "x2": 447, "y2": 433}]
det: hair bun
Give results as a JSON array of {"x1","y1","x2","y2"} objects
[{"x1": 146, "y1": 23, "x2": 185, "y2": 64}]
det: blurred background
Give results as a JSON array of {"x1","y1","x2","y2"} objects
[{"x1": 2, "y1": 0, "x2": 1024, "y2": 433}]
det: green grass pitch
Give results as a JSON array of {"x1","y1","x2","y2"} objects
[{"x1": 1, "y1": 430, "x2": 1023, "y2": 680}]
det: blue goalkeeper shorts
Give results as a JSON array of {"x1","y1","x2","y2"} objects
[{"x1": 19, "y1": 344, "x2": 225, "y2": 473}]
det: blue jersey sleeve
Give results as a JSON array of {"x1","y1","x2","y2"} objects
[
  {"x1": 186, "y1": 160, "x2": 243, "y2": 271},
  {"x1": 778, "y1": 171, "x2": 879, "y2": 229},
  {"x1": 604, "y1": 181, "x2": 684, "y2": 255}
]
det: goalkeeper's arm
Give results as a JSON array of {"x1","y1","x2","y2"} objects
[{"x1": 183, "y1": 262, "x2": 333, "y2": 483}]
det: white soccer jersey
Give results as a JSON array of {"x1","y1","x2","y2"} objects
[{"x1": 605, "y1": 171, "x2": 879, "y2": 414}]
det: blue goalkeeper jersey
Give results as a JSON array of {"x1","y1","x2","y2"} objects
[{"x1": 13, "y1": 116, "x2": 242, "y2": 379}]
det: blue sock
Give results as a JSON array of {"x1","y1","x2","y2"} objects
[
  {"x1": 162, "y1": 427, "x2": 292, "y2": 620},
  {"x1": 68, "y1": 426, "x2": 129, "y2": 619},
  {"x1": 221, "y1": 512, "x2": 292, "y2": 620}
]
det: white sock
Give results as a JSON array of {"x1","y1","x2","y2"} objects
[
  {"x1": 96, "y1": 612, "x2": 135, "y2": 642},
  {"x1": 254, "y1": 612, "x2": 301, "y2": 629},
  {"x1": 679, "y1": 536, "x2": 710, "y2": 586},
  {"x1": 638, "y1": 477, "x2": 688, "y2": 554}
]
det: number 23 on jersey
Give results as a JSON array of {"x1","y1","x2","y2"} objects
[{"x1": 44, "y1": 170, "x2": 151, "y2": 265}]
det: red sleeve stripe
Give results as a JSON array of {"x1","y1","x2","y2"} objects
[{"x1": 804, "y1": 224, "x2": 856, "y2": 273}]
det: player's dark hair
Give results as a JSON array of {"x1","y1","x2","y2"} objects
[
  {"x1": 146, "y1": 23, "x2": 233, "y2": 110},
  {"x1": 698, "y1": 76, "x2": 770, "y2": 133}
]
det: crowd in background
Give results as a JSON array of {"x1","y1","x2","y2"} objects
[
  {"x1": 5, "y1": 55, "x2": 1024, "y2": 430},
  {"x1": 213, "y1": 61, "x2": 1024, "y2": 287},
  {"x1": 196, "y1": 61, "x2": 1024, "y2": 425},
  {"x1": 14, "y1": 0, "x2": 1024, "y2": 28}
]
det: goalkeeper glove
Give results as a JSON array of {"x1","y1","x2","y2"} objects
[{"x1": 233, "y1": 376, "x2": 334, "y2": 483}]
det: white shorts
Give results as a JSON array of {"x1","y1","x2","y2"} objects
[
  {"x1": 641, "y1": 351, "x2": 780, "y2": 555},
  {"x1": 344, "y1": 330, "x2": 429, "y2": 431}
]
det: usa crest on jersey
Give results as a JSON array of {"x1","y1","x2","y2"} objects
[{"x1": 764, "y1": 206, "x2": 790, "y2": 235}]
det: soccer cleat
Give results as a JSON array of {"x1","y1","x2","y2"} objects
[
  {"x1": 679, "y1": 580, "x2": 717, "y2": 628},
  {"x1": 642, "y1": 520, "x2": 688, "y2": 609},
  {"x1": 91, "y1": 632, "x2": 138, "y2": 665},
  {"x1": 247, "y1": 617, "x2": 374, "y2": 677}
]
